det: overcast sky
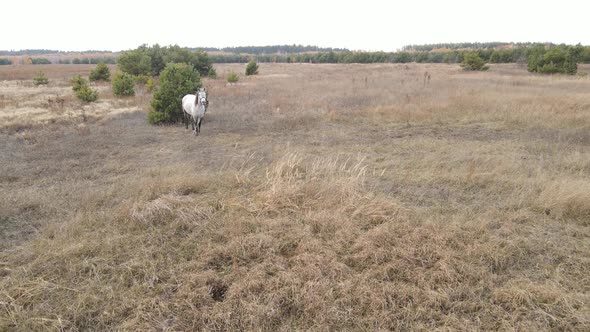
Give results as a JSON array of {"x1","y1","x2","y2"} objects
[{"x1": 2, "y1": 0, "x2": 589, "y2": 52}]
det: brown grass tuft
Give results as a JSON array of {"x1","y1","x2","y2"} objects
[{"x1": 537, "y1": 179, "x2": 590, "y2": 225}]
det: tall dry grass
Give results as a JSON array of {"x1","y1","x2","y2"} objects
[{"x1": 1, "y1": 63, "x2": 589, "y2": 330}]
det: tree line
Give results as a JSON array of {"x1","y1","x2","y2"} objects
[
  {"x1": 0, "y1": 49, "x2": 112, "y2": 56},
  {"x1": 2, "y1": 43, "x2": 589, "y2": 69},
  {"x1": 0, "y1": 57, "x2": 116, "y2": 65},
  {"x1": 401, "y1": 42, "x2": 557, "y2": 52},
  {"x1": 195, "y1": 44, "x2": 349, "y2": 54},
  {"x1": 209, "y1": 45, "x2": 590, "y2": 65},
  {"x1": 61, "y1": 57, "x2": 116, "y2": 64}
]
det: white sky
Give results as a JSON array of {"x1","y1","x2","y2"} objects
[{"x1": 2, "y1": 0, "x2": 589, "y2": 52}]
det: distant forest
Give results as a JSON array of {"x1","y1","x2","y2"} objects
[
  {"x1": 0, "y1": 49, "x2": 112, "y2": 56},
  {"x1": 400, "y1": 42, "x2": 553, "y2": 52},
  {"x1": 0, "y1": 57, "x2": 116, "y2": 65},
  {"x1": 2, "y1": 43, "x2": 589, "y2": 66},
  {"x1": 195, "y1": 45, "x2": 349, "y2": 54},
  {"x1": 210, "y1": 44, "x2": 590, "y2": 64},
  {"x1": 0, "y1": 45, "x2": 348, "y2": 56}
]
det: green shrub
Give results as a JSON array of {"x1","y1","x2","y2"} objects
[
  {"x1": 227, "y1": 71, "x2": 239, "y2": 83},
  {"x1": 543, "y1": 48, "x2": 567, "y2": 65},
  {"x1": 164, "y1": 46, "x2": 212, "y2": 76},
  {"x1": 527, "y1": 47, "x2": 544, "y2": 72},
  {"x1": 146, "y1": 78, "x2": 156, "y2": 93},
  {"x1": 245, "y1": 61, "x2": 258, "y2": 76},
  {"x1": 134, "y1": 75, "x2": 150, "y2": 85},
  {"x1": 117, "y1": 49, "x2": 152, "y2": 76},
  {"x1": 527, "y1": 46, "x2": 578, "y2": 75},
  {"x1": 539, "y1": 63, "x2": 561, "y2": 74},
  {"x1": 460, "y1": 53, "x2": 488, "y2": 71},
  {"x1": 148, "y1": 110, "x2": 169, "y2": 124},
  {"x1": 33, "y1": 71, "x2": 49, "y2": 86},
  {"x1": 71, "y1": 75, "x2": 87, "y2": 92},
  {"x1": 118, "y1": 44, "x2": 214, "y2": 77},
  {"x1": 31, "y1": 58, "x2": 51, "y2": 64},
  {"x1": 145, "y1": 44, "x2": 166, "y2": 76},
  {"x1": 71, "y1": 75, "x2": 98, "y2": 102},
  {"x1": 112, "y1": 72, "x2": 135, "y2": 96},
  {"x1": 76, "y1": 84, "x2": 98, "y2": 103},
  {"x1": 393, "y1": 52, "x2": 412, "y2": 63},
  {"x1": 489, "y1": 51, "x2": 501, "y2": 63},
  {"x1": 149, "y1": 63, "x2": 201, "y2": 124},
  {"x1": 89, "y1": 61, "x2": 111, "y2": 81},
  {"x1": 208, "y1": 67, "x2": 217, "y2": 78},
  {"x1": 563, "y1": 56, "x2": 577, "y2": 75}
]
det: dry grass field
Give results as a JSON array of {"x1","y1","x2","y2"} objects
[{"x1": 1, "y1": 63, "x2": 589, "y2": 331}]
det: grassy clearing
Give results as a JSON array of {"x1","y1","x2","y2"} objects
[{"x1": 1, "y1": 63, "x2": 589, "y2": 330}]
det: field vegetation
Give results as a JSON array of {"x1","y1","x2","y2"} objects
[
  {"x1": 89, "y1": 62, "x2": 111, "y2": 82},
  {"x1": 4, "y1": 43, "x2": 589, "y2": 68},
  {"x1": 1, "y1": 63, "x2": 589, "y2": 330}
]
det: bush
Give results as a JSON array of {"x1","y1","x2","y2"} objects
[
  {"x1": 527, "y1": 46, "x2": 578, "y2": 75},
  {"x1": 71, "y1": 75, "x2": 87, "y2": 92},
  {"x1": 76, "y1": 84, "x2": 98, "y2": 103},
  {"x1": 527, "y1": 46, "x2": 544, "y2": 72},
  {"x1": 245, "y1": 61, "x2": 258, "y2": 75},
  {"x1": 134, "y1": 75, "x2": 150, "y2": 85},
  {"x1": 164, "y1": 46, "x2": 212, "y2": 76},
  {"x1": 112, "y1": 72, "x2": 135, "y2": 96},
  {"x1": 31, "y1": 58, "x2": 51, "y2": 64},
  {"x1": 563, "y1": 56, "x2": 577, "y2": 75},
  {"x1": 117, "y1": 49, "x2": 152, "y2": 76},
  {"x1": 71, "y1": 75, "x2": 98, "y2": 102},
  {"x1": 147, "y1": 110, "x2": 169, "y2": 124},
  {"x1": 89, "y1": 61, "x2": 111, "y2": 82},
  {"x1": 489, "y1": 51, "x2": 501, "y2": 63},
  {"x1": 146, "y1": 78, "x2": 156, "y2": 93},
  {"x1": 33, "y1": 71, "x2": 49, "y2": 86},
  {"x1": 461, "y1": 53, "x2": 488, "y2": 71},
  {"x1": 145, "y1": 44, "x2": 166, "y2": 76},
  {"x1": 118, "y1": 44, "x2": 214, "y2": 77},
  {"x1": 227, "y1": 71, "x2": 239, "y2": 83},
  {"x1": 149, "y1": 63, "x2": 201, "y2": 124},
  {"x1": 208, "y1": 67, "x2": 217, "y2": 78},
  {"x1": 539, "y1": 63, "x2": 561, "y2": 74}
]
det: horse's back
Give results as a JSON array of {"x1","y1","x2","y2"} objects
[{"x1": 182, "y1": 94, "x2": 196, "y2": 111}]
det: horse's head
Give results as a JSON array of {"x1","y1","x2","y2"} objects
[{"x1": 197, "y1": 88, "x2": 208, "y2": 110}]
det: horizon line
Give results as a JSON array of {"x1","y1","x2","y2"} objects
[{"x1": 1, "y1": 41, "x2": 587, "y2": 54}]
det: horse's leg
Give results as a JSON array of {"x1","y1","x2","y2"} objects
[
  {"x1": 191, "y1": 117, "x2": 196, "y2": 135},
  {"x1": 196, "y1": 117, "x2": 201, "y2": 136},
  {"x1": 184, "y1": 111, "x2": 188, "y2": 129}
]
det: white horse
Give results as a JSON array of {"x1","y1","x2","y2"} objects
[{"x1": 182, "y1": 88, "x2": 208, "y2": 136}]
